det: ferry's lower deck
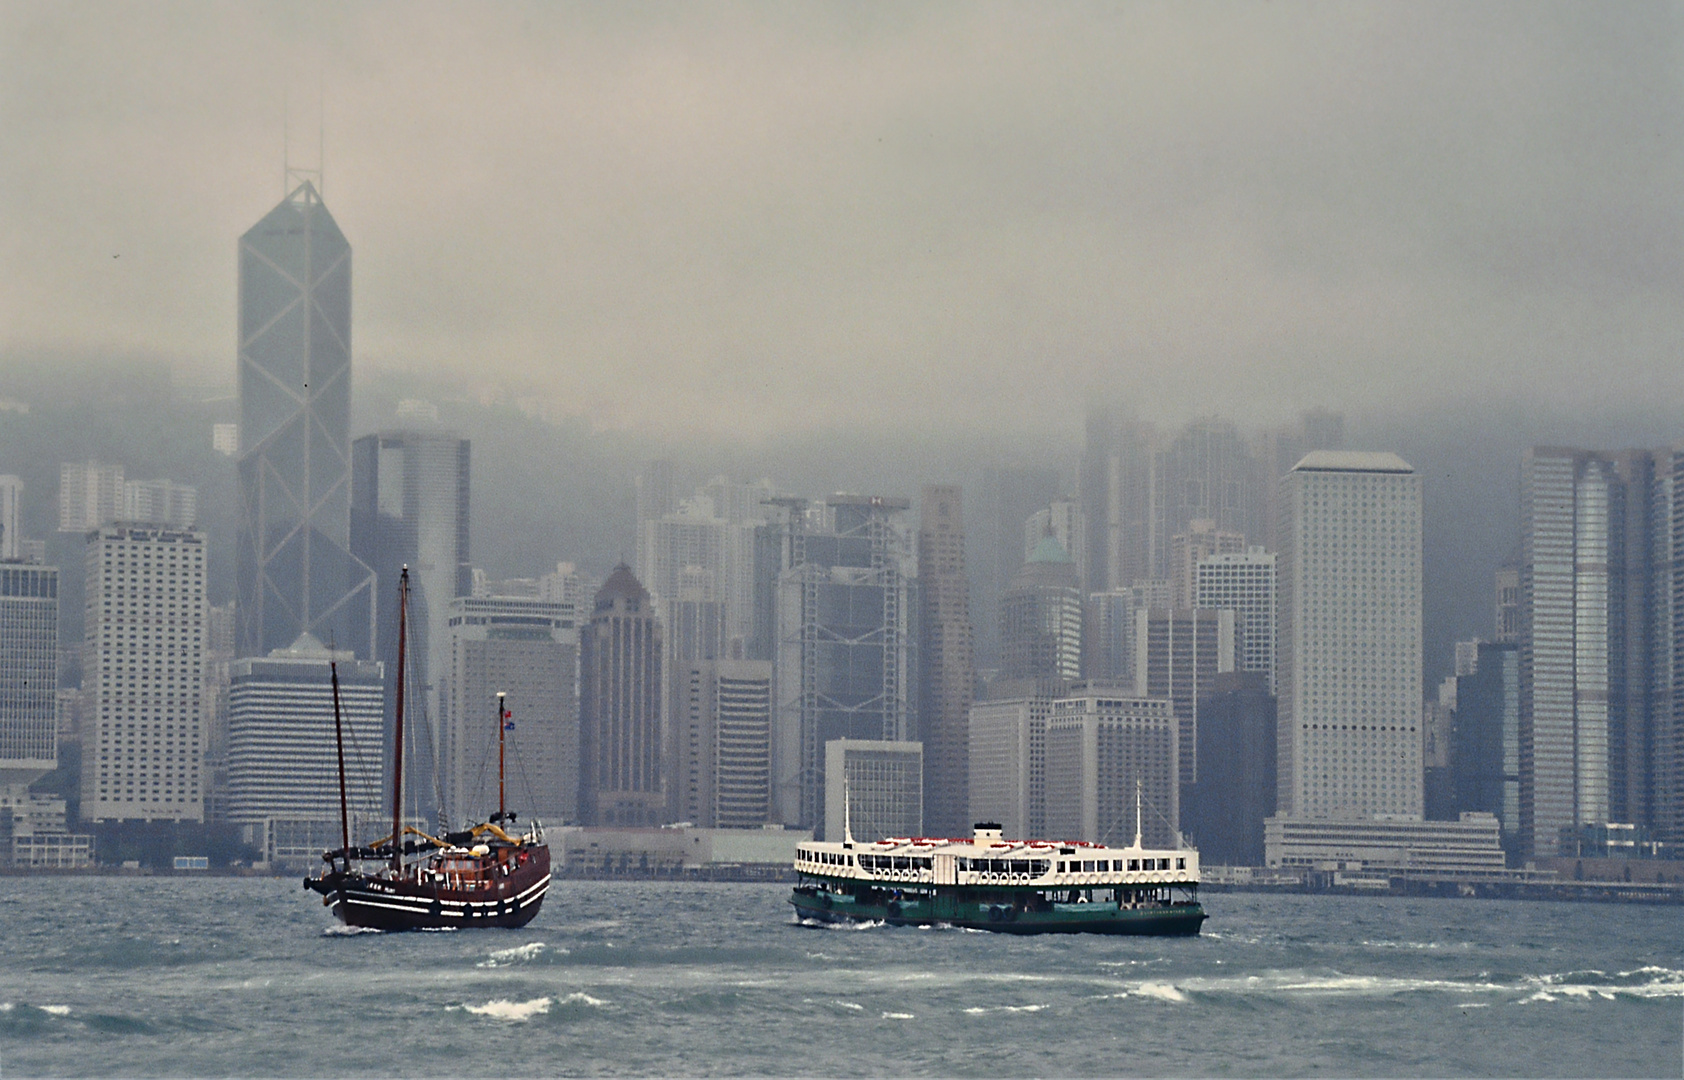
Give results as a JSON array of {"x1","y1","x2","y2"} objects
[{"x1": 790, "y1": 876, "x2": 1206, "y2": 935}]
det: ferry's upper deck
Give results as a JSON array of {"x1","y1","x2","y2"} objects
[{"x1": 794, "y1": 823, "x2": 1199, "y2": 889}]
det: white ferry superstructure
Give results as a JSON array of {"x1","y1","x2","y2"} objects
[{"x1": 789, "y1": 822, "x2": 1206, "y2": 935}]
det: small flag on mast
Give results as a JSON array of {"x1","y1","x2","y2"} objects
[{"x1": 502, "y1": 706, "x2": 514, "y2": 731}]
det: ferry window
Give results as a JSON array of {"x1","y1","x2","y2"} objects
[
  {"x1": 1128, "y1": 859, "x2": 1140, "y2": 870},
  {"x1": 958, "y1": 858, "x2": 969, "y2": 871},
  {"x1": 1057, "y1": 861, "x2": 1066, "y2": 873},
  {"x1": 1032, "y1": 861, "x2": 1048, "y2": 876},
  {"x1": 1177, "y1": 858, "x2": 1186, "y2": 869},
  {"x1": 1009, "y1": 860, "x2": 1027, "y2": 874},
  {"x1": 1081, "y1": 861, "x2": 1093, "y2": 872},
  {"x1": 1096, "y1": 861, "x2": 1109, "y2": 872},
  {"x1": 1158, "y1": 858, "x2": 1170, "y2": 870}
]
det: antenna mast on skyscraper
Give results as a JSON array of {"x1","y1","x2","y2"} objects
[{"x1": 282, "y1": 84, "x2": 325, "y2": 201}]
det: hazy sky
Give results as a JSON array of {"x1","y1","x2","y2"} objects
[{"x1": 4, "y1": 2, "x2": 1680, "y2": 439}]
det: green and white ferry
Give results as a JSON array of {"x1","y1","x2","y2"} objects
[{"x1": 790, "y1": 821, "x2": 1206, "y2": 936}]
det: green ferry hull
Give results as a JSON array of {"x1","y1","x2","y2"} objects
[{"x1": 789, "y1": 891, "x2": 1206, "y2": 936}]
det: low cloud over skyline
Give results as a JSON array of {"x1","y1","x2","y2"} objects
[{"x1": 4, "y1": 2, "x2": 1680, "y2": 439}]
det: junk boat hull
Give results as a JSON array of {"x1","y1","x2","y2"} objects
[{"x1": 308, "y1": 843, "x2": 551, "y2": 932}]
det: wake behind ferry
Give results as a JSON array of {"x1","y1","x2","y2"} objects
[{"x1": 790, "y1": 822, "x2": 1206, "y2": 935}]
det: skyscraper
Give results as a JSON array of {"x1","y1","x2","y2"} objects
[
  {"x1": 967, "y1": 689, "x2": 1058, "y2": 840},
  {"x1": 974, "y1": 466, "x2": 1062, "y2": 664},
  {"x1": 918, "y1": 485, "x2": 975, "y2": 837},
  {"x1": 58, "y1": 461, "x2": 123, "y2": 533},
  {"x1": 1449, "y1": 639, "x2": 1521, "y2": 846},
  {"x1": 1, "y1": 562, "x2": 58, "y2": 792},
  {"x1": 579, "y1": 565, "x2": 665, "y2": 826},
  {"x1": 1024, "y1": 498, "x2": 1087, "y2": 593},
  {"x1": 824, "y1": 738, "x2": 922, "y2": 842},
  {"x1": 1078, "y1": 409, "x2": 1154, "y2": 594},
  {"x1": 1277, "y1": 452, "x2": 1423, "y2": 822},
  {"x1": 1185, "y1": 671, "x2": 1276, "y2": 866},
  {"x1": 1169, "y1": 519, "x2": 1245, "y2": 609},
  {"x1": 1518, "y1": 448, "x2": 1655, "y2": 856},
  {"x1": 1150, "y1": 418, "x2": 1258, "y2": 582},
  {"x1": 122, "y1": 479, "x2": 198, "y2": 528},
  {"x1": 1195, "y1": 548, "x2": 1277, "y2": 693},
  {"x1": 235, "y1": 181, "x2": 375, "y2": 661},
  {"x1": 0, "y1": 476, "x2": 23, "y2": 560},
  {"x1": 444, "y1": 594, "x2": 579, "y2": 828},
  {"x1": 1134, "y1": 606, "x2": 1238, "y2": 800},
  {"x1": 81, "y1": 524, "x2": 207, "y2": 822},
  {"x1": 998, "y1": 534, "x2": 1083, "y2": 685},
  {"x1": 350, "y1": 428, "x2": 471, "y2": 817},
  {"x1": 1044, "y1": 692, "x2": 1179, "y2": 847},
  {"x1": 226, "y1": 636, "x2": 384, "y2": 848},
  {"x1": 674, "y1": 659, "x2": 773, "y2": 828},
  {"x1": 773, "y1": 495, "x2": 917, "y2": 831}
]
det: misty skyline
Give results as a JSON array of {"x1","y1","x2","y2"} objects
[{"x1": 5, "y1": 2, "x2": 1681, "y2": 440}]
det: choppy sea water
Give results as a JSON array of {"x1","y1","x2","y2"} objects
[{"x1": 0, "y1": 878, "x2": 1680, "y2": 1077}]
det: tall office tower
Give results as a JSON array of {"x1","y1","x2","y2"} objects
[
  {"x1": 638, "y1": 496, "x2": 728, "y2": 776},
  {"x1": 350, "y1": 428, "x2": 472, "y2": 817},
  {"x1": 122, "y1": 479, "x2": 198, "y2": 528},
  {"x1": 1256, "y1": 408, "x2": 1345, "y2": 553},
  {"x1": 1195, "y1": 548, "x2": 1277, "y2": 693},
  {"x1": 1170, "y1": 519, "x2": 1246, "y2": 609},
  {"x1": 1082, "y1": 580, "x2": 1174, "y2": 684},
  {"x1": 918, "y1": 485, "x2": 975, "y2": 837},
  {"x1": 773, "y1": 495, "x2": 917, "y2": 831},
  {"x1": 967, "y1": 690, "x2": 1059, "y2": 840},
  {"x1": 443, "y1": 594, "x2": 579, "y2": 828},
  {"x1": 1184, "y1": 671, "x2": 1275, "y2": 866},
  {"x1": 632, "y1": 459, "x2": 679, "y2": 577},
  {"x1": 1044, "y1": 691, "x2": 1178, "y2": 846},
  {"x1": 1151, "y1": 418, "x2": 1258, "y2": 582},
  {"x1": 1518, "y1": 447, "x2": 1667, "y2": 856},
  {"x1": 1134, "y1": 606, "x2": 1238, "y2": 800},
  {"x1": 0, "y1": 476, "x2": 22, "y2": 560},
  {"x1": 1652, "y1": 448, "x2": 1684, "y2": 846},
  {"x1": 1, "y1": 563, "x2": 58, "y2": 807},
  {"x1": 226, "y1": 636, "x2": 384, "y2": 841},
  {"x1": 1277, "y1": 452, "x2": 1423, "y2": 822},
  {"x1": 674, "y1": 659, "x2": 773, "y2": 828},
  {"x1": 701, "y1": 475, "x2": 776, "y2": 654},
  {"x1": 824, "y1": 738, "x2": 922, "y2": 842},
  {"x1": 1450, "y1": 640, "x2": 1521, "y2": 846},
  {"x1": 1024, "y1": 498, "x2": 1087, "y2": 593},
  {"x1": 235, "y1": 181, "x2": 375, "y2": 661},
  {"x1": 972, "y1": 466, "x2": 1062, "y2": 666},
  {"x1": 579, "y1": 565, "x2": 664, "y2": 826},
  {"x1": 1422, "y1": 679, "x2": 1458, "y2": 820},
  {"x1": 201, "y1": 601, "x2": 237, "y2": 823},
  {"x1": 1494, "y1": 566, "x2": 1521, "y2": 644},
  {"x1": 998, "y1": 535, "x2": 1083, "y2": 685},
  {"x1": 58, "y1": 461, "x2": 124, "y2": 532},
  {"x1": 212, "y1": 423, "x2": 240, "y2": 457},
  {"x1": 80, "y1": 525, "x2": 207, "y2": 822},
  {"x1": 1079, "y1": 409, "x2": 1155, "y2": 595}
]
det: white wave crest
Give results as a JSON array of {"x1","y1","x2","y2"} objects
[
  {"x1": 322, "y1": 924, "x2": 382, "y2": 936},
  {"x1": 458, "y1": 997, "x2": 552, "y2": 1021},
  {"x1": 881, "y1": 1011, "x2": 915, "y2": 1019},
  {"x1": 832, "y1": 1001, "x2": 865, "y2": 1011},
  {"x1": 478, "y1": 941, "x2": 547, "y2": 968},
  {"x1": 1132, "y1": 982, "x2": 1188, "y2": 1003},
  {"x1": 558, "y1": 992, "x2": 610, "y2": 1008},
  {"x1": 40, "y1": 1005, "x2": 71, "y2": 1016}
]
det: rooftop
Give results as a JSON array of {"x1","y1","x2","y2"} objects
[{"x1": 1291, "y1": 450, "x2": 1414, "y2": 474}]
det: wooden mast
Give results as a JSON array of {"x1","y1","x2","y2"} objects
[
  {"x1": 330, "y1": 657, "x2": 350, "y2": 859},
  {"x1": 497, "y1": 692, "x2": 507, "y2": 823},
  {"x1": 391, "y1": 566, "x2": 409, "y2": 873}
]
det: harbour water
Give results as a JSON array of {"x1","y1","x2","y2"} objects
[{"x1": 1, "y1": 878, "x2": 1680, "y2": 1077}]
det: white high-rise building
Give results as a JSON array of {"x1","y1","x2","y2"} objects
[
  {"x1": 226, "y1": 636, "x2": 384, "y2": 832},
  {"x1": 1195, "y1": 547, "x2": 1278, "y2": 693},
  {"x1": 1, "y1": 562, "x2": 59, "y2": 788},
  {"x1": 824, "y1": 738, "x2": 922, "y2": 842},
  {"x1": 122, "y1": 478, "x2": 198, "y2": 528},
  {"x1": 967, "y1": 692, "x2": 1058, "y2": 841},
  {"x1": 0, "y1": 475, "x2": 23, "y2": 560},
  {"x1": 58, "y1": 461, "x2": 124, "y2": 532},
  {"x1": 81, "y1": 525, "x2": 208, "y2": 822},
  {"x1": 1276, "y1": 452, "x2": 1423, "y2": 822}
]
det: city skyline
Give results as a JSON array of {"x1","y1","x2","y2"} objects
[{"x1": 5, "y1": 5, "x2": 1679, "y2": 441}]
